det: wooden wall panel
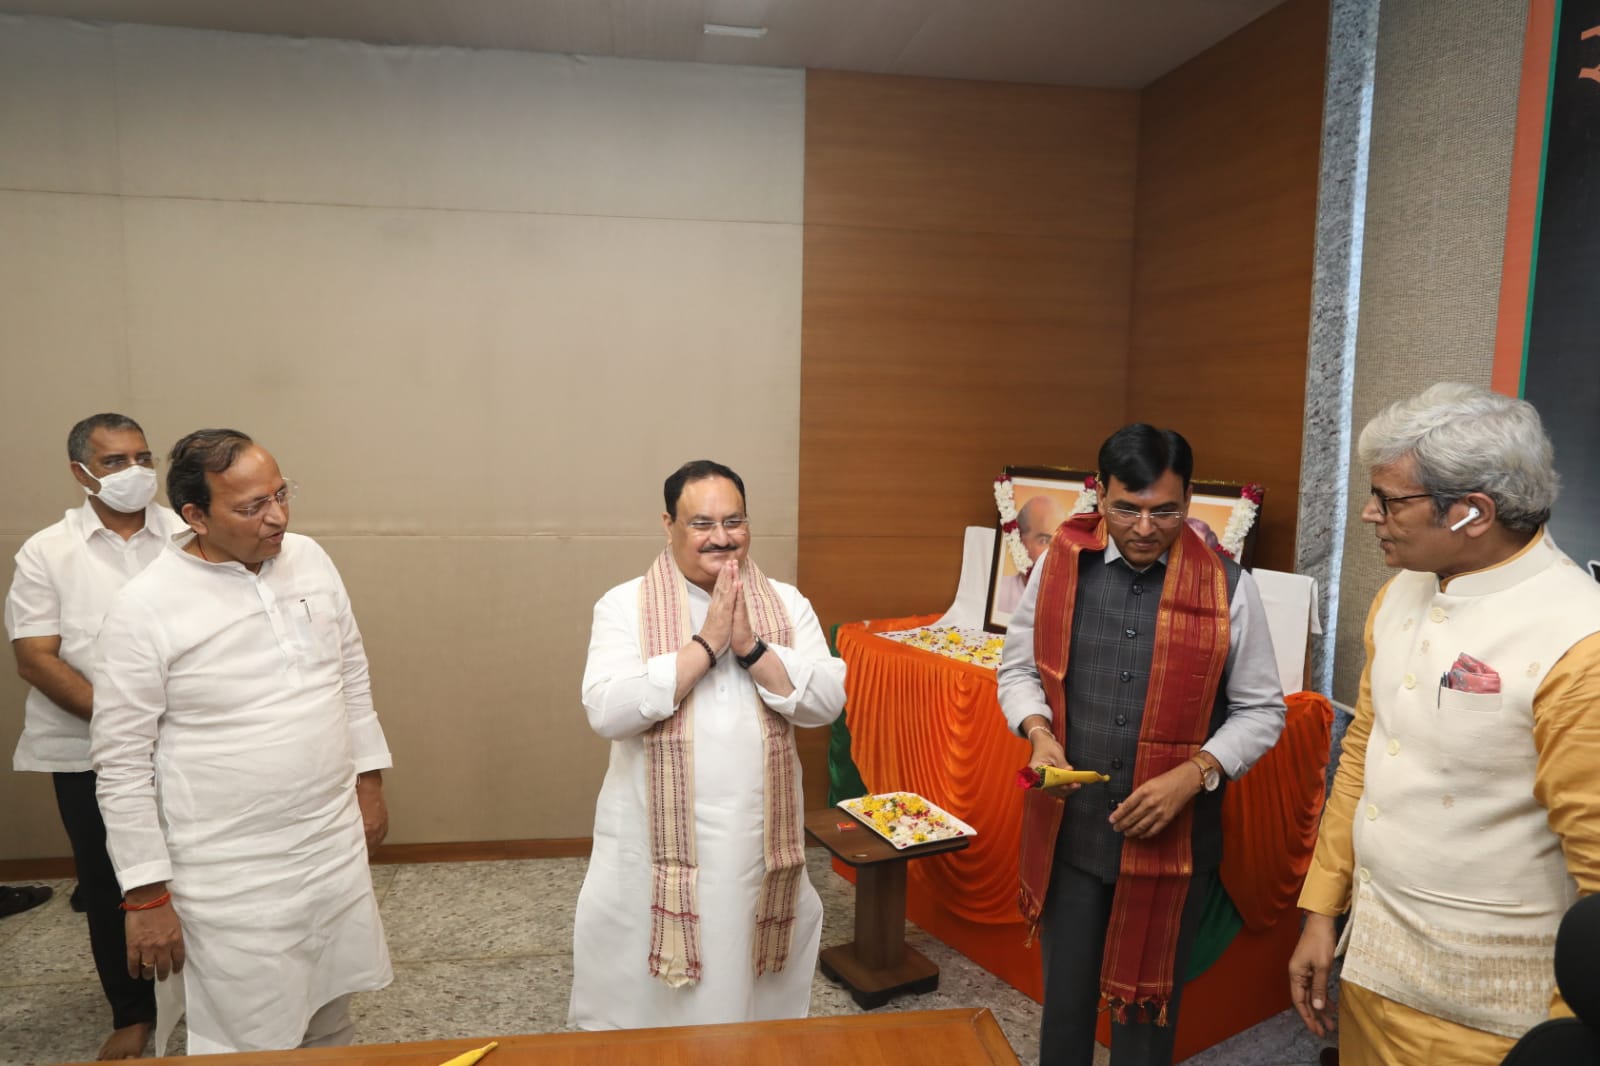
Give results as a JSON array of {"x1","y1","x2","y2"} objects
[
  {"x1": 1125, "y1": 0, "x2": 1329, "y2": 572},
  {"x1": 806, "y1": 72, "x2": 1138, "y2": 239},
  {"x1": 798, "y1": 71, "x2": 1140, "y2": 806},
  {"x1": 799, "y1": 72, "x2": 1139, "y2": 623},
  {"x1": 803, "y1": 227, "x2": 1133, "y2": 540}
]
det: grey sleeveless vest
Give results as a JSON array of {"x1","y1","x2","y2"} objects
[{"x1": 1054, "y1": 548, "x2": 1241, "y2": 882}]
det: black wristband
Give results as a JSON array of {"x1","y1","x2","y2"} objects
[
  {"x1": 735, "y1": 638, "x2": 769, "y2": 670},
  {"x1": 690, "y1": 634, "x2": 718, "y2": 670}
]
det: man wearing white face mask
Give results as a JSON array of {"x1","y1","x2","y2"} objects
[{"x1": 6, "y1": 413, "x2": 184, "y2": 1060}]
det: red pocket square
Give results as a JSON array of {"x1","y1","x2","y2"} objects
[{"x1": 1445, "y1": 653, "x2": 1500, "y2": 694}]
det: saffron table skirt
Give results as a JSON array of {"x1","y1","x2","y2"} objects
[{"x1": 830, "y1": 614, "x2": 1333, "y2": 1059}]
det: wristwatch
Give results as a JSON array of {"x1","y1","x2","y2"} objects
[
  {"x1": 1191, "y1": 755, "x2": 1221, "y2": 792},
  {"x1": 736, "y1": 638, "x2": 769, "y2": 670}
]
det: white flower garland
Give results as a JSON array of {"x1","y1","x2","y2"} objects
[
  {"x1": 1218, "y1": 498, "x2": 1257, "y2": 559},
  {"x1": 1216, "y1": 484, "x2": 1265, "y2": 560},
  {"x1": 1069, "y1": 485, "x2": 1099, "y2": 517},
  {"x1": 993, "y1": 475, "x2": 1031, "y2": 574}
]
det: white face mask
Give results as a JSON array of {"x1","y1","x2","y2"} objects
[{"x1": 79, "y1": 463, "x2": 158, "y2": 514}]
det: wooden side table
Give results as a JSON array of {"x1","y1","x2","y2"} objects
[{"x1": 805, "y1": 806, "x2": 972, "y2": 1009}]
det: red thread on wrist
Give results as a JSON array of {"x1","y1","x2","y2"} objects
[{"x1": 120, "y1": 891, "x2": 171, "y2": 912}]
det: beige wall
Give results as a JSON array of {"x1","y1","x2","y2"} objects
[
  {"x1": 1330, "y1": 0, "x2": 1528, "y2": 698},
  {"x1": 0, "y1": 15, "x2": 805, "y2": 858}
]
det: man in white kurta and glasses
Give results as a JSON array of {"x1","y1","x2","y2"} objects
[
  {"x1": 90, "y1": 428, "x2": 393, "y2": 1054},
  {"x1": 569, "y1": 459, "x2": 847, "y2": 1029}
]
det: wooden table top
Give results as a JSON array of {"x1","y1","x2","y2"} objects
[
  {"x1": 101, "y1": 1008, "x2": 1018, "y2": 1066},
  {"x1": 804, "y1": 806, "x2": 972, "y2": 867}
]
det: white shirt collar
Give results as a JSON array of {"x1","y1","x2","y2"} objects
[
  {"x1": 166, "y1": 528, "x2": 275, "y2": 577},
  {"x1": 72, "y1": 499, "x2": 160, "y2": 544}
]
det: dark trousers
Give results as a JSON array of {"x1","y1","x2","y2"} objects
[
  {"x1": 1039, "y1": 860, "x2": 1215, "y2": 1066},
  {"x1": 52, "y1": 771, "x2": 156, "y2": 1030}
]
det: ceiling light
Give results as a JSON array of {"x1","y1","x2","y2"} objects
[{"x1": 703, "y1": 23, "x2": 768, "y2": 39}]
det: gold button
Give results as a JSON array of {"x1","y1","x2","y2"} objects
[
  {"x1": 1358, "y1": 867, "x2": 1371, "y2": 883},
  {"x1": 1366, "y1": 804, "x2": 1379, "y2": 820},
  {"x1": 1387, "y1": 739, "x2": 1401, "y2": 756},
  {"x1": 1403, "y1": 673, "x2": 1416, "y2": 689},
  {"x1": 1430, "y1": 607, "x2": 1446, "y2": 623}
]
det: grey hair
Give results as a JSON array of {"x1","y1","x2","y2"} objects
[
  {"x1": 1358, "y1": 382, "x2": 1557, "y2": 533},
  {"x1": 67, "y1": 413, "x2": 144, "y2": 463}
]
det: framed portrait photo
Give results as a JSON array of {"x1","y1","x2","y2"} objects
[
  {"x1": 984, "y1": 467, "x2": 1265, "y2": 633},
  {"x1": 985, "y1": 467, "x2": 1094, "y2": 633}
]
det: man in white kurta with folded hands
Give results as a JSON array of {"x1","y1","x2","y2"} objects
[
  {"x1": 90, "y1": 428, "x2": 393, "y2": 1054},
  {"x1": 569, "y1": 459, "x2": 847, "y2": 1029}
]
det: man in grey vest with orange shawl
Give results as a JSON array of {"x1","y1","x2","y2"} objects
[
  {"x1": 998, "y1": 424, "x2": 1286, "y2": 1066},
  {"x1": 569, "y1": 460, "x2": 847, "y2": 1030}
]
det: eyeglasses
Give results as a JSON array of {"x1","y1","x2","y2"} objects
[
  {"x1": 682, "y1": 516, "x2": 749, "y2": 534},
  {"x1": 232, "y1": 480, "x2": 297, "y2": 519},
  {"x1": 98, "y1": 456, "x2": 157, "y2": 472},
  {"x1": 1369, "y1": 487, "x2": 1436, "y2": 516},
  {"x1": 1105, "y1": 506, "x2": 1186, "y2": 530}
]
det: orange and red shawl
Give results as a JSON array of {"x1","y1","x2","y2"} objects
[{"x1": 1018, "y1": 512, "x2": 1230, "y2": 1023}]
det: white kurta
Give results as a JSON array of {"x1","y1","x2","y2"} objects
[
  {"x1": 569, "y1": 575, "x2": 846, "y2": 1030},
  {"x1": 91, "y1": 533, "x2": 393, "y2": 1054},
  {"x1": 5, "y1": 501, "x2": 185, "y2": 771}
]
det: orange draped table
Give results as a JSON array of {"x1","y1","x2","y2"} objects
[{"x1": 834, "y1": 614, "x2": 1333, "y2": 1060}]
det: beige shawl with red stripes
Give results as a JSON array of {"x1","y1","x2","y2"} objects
[{"x1": 639, "y1": 550, "x2": 804, "y2": 986}]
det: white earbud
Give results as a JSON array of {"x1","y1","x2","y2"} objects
[{"x1": 1449, "y1": 506, "x2": 1481, "y2": 532}]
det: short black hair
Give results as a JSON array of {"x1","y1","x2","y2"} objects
[
  {"x1": 67, "y1": 413, "x2": 144, "y2": 464},
  {"x1": 1097, "y1": 424, "x2": 1194, "y2": 492},
  {"x1": 663, "y1": 460, "x2": 746, "y2": 518},
  {"x1": 167, "y1": 429, "x2": 254, "y2": 516}
]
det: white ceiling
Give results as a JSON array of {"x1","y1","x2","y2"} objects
[{"x1": 0, "y1": 0, "x2": 1289, "y2": 90}]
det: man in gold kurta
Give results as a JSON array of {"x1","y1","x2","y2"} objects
[{"x1": 1289, "y1": 383, "x2": 1600, "y2": 1065}]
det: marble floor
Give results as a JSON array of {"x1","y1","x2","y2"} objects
[{"x1": 0, "y1": 850, "x2": 1335, "y2": 1065}]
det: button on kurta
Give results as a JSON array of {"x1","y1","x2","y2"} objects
[
  {"x1": 1387, "y1": 739, "x2": 1401, "y2": 756},
  {"x1": 1403, "y1": 673, "x2": 1416, "y2": 689},
  {"x1": 1358, "y1": 867, "x2": 1371, "y2": 883},
  {"x1": 1430, "y1": 607, "x2": 1447, "y2": 623},
  {"x1": 1366, "y1": 804, "x2": 1379, "y2": 820}
]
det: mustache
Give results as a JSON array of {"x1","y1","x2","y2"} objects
[{"x1": 699, "y1": 543, "x2": 738, "y2": 554}]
